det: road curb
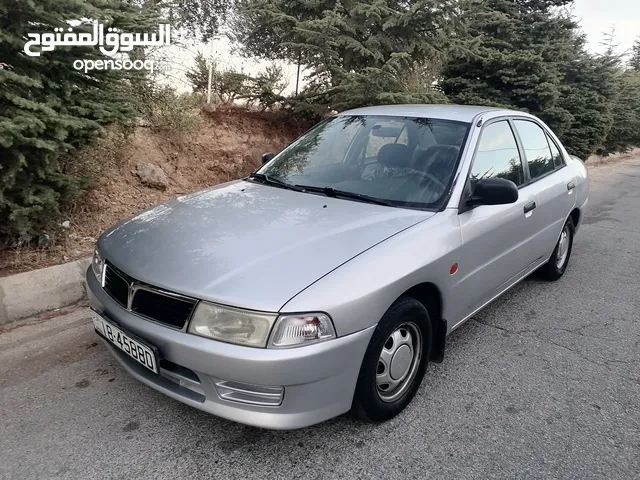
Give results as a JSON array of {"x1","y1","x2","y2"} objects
[{"x1": 0, "y1": 257, "x2": 91, "y2": 326}]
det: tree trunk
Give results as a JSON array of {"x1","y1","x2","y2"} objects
[{"x1": 295, "y1": 52, "x2": 302, "y2": 95}]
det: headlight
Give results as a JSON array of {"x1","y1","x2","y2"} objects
[
  {"x1": 188, "y1": 302, "x2": 277, "y2": 347},
  {"x1": 269, "y1": 313, "x2": 336, "y2": 348},
  {"x1": 92, "y1": 248, "x2": 104, "y2": 282}
]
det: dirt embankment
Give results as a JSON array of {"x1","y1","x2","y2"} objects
[{"x1": 0, "y1": 108, "x2": 307, "y2": 276}]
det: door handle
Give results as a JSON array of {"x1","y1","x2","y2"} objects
[
  {"x1": 524, "y1": 201, "x2": 537, "y2": 214},
  {"x1": 567, "y1": 181, "x2": 575, "y2": 191}
]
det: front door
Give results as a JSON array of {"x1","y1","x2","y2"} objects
[{"x1": 453, "y1": 119, "x2": 541, "y2": 322}]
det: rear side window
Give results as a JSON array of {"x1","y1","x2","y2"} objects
[
  {"x1": 364, "y1": 120, "x2": 409, "y2": 158},
  {"x1": 417, "y1": 119, "x2": 469, "y2": 148},
  {"x1": 514, "y1": 120, "x2": 555, "y2": 179},
  {"x1": 547, "y1": 135, "x2": 565, "y2": 168},
  {"x1": 471, "y1": 120, "x2": 525, "y2": 186},
  {"x1": 430, "y1": 122, "x2": 469, "y2": 146}
]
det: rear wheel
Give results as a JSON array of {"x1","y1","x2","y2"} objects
[
  {"x1": 538, "y1": 217, "x2": 574, "y2": 281},
  {"x1": 351, "y1": 296, "x2": 431, "y2": 423}
]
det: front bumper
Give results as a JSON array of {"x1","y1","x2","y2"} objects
[{"x1": 86, "y1": 269, "x2": 374, "y2": 429}]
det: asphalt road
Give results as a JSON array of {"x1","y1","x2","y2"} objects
[{"x1": 1, "y1": 157, "x2": 639, "y2": 480}]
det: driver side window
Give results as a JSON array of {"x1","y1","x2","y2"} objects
[{"x1": 471, "y1": 121, "x2": 525, "y2": 187}]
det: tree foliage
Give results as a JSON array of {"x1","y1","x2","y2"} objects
[
  {"x1": 187, "y1": 54, "x2": 288, "y2": 108},
  {"x1": 186, "y1": 54, "x2": 250, "y2": 102},
  {"x1": 233, "y1": 0, "x2": 454, "y2": 114},
  {"x1": 243, "y1": 63, "x2": 289, "y2": 110},
  {"x1": 164, "y1": 0, "x2": 232, "y2": 41},
  {"x1": 0, "y1": 0, "x2": 159, "y2": 242},
  {"x1": 440, "y1": 0, "x2": 616, "y2": 159},
  {"x1": 185, "y1": 52, "x2": 211, "y2": 94},
  {"x1": 630, "y1": 37, "x2": 640, "y2": 72},
  {"x1": 555, "y1": 39, "x2": 616, "y2": 159},
  {"x1": 600, "y1": 70, "x2": 640, "y2": 155}
]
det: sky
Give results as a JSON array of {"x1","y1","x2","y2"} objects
[
  {"x1": 162, "y1": 0, "x2": 640, "y2": 94},
  {"x1": 573, "y1": 0, "x2": 639, "y2": 54}
]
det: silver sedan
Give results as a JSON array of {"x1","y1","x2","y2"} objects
[{"x1": 87, "y1": 104, "x2": 589, "y2": 429}]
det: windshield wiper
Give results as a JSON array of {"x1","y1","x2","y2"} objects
[
  {"x1": 295, "y1": 185, "x2": 395, "y2": 207},
  {"x1": 247, "y1": 173, "x2": 302, "y2": 192}
]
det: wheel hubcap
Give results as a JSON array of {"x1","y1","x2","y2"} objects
[
  {"x1": 376, "y1": 322, "x2": 422, "y2": 403},
  {"x1": 556, "y1": 226, "x2": 570, "y2": 269}
]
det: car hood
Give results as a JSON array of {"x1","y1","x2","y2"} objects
[{"x1": 98, "y1": 180, "x2": 434, "y2": 312}]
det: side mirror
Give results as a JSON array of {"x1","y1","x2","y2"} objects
[
  {"x1": 469, "y1": 177, "x2": 518, "y2": 206},
  {"x1": 262, "y1": 152, "x2": 276, "y2": 165}
]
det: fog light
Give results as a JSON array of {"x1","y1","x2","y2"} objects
[{"x1": 214, "y1": 380, "x2": 284, "y2": 406}]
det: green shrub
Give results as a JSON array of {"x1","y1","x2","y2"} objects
[{"x1": 140, "y1": 87, "x2": 203, "y2": 132}]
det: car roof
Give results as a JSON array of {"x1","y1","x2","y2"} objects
[{"x1": 338, "y1": 104, "x2": 525, "y2": 123}]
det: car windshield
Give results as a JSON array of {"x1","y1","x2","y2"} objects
[{"x1": 255, "y1": 115, "x2": 470, "y2": 209}]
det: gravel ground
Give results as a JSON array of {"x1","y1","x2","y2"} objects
[{"x1": 1, "y1": 158, "x2": 639, "y2": 480}]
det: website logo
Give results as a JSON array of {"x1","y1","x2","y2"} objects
[{"x1": 23, "y1": 21, "x2": 171, "y2": 58}]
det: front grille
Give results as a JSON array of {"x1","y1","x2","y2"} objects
[
  {"x1": 103, "y1": 263, "x2": 129, "y2": 307},
  {"x1": 102, "y1": 261, "x2": 198, "y2": 330},
  {"x1": 131, "y1": 289, "x2": 196, "y2": 329}
]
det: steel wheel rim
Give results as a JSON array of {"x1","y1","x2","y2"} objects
[
  {"x1": 376, "y1": 322, "x2": 422, "y2": 403},
  {"x1": 556, "y1": 226, "x2": 570, "y2": 269}
]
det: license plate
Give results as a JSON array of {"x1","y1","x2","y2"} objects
[{"x1": 92, "y1": 311, "x2": 159, "y2": 374}]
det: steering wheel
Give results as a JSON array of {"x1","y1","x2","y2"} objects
[{"x1": 406, "y1": 170, "x2": 447, "y2": 193}]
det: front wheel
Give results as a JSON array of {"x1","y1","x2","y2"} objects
[
  {"x1": 538, "y1": 217, "x2": 575, "y2": 281},
  {"x1": 351, "y1": 296, "x2": 431, "y2": 423}
]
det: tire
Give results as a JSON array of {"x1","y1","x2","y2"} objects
[
  {"x1": 538, "y1": 217, "x2": 575, "y2": 281},
  {"x1": 351, "y1": 296, "x2": 431, "y2": 423}
]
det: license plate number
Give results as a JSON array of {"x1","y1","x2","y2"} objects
[{"x1": 92, "y1": 311, "x2": 158, "y2": 374}]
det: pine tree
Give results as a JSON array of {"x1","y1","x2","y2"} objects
[
  {"x1": 555, "y1": 32, "x2": 617, "y2": 158},
  {"x1": 600, "y1": 71, "x2": 640, "y2": 154},
  {"x1": 186, "y1": 53, "x2": 211, "y2": 94},
  {"x1": 0, "y1": 0, "x2": 160, "y2": 242},
  {"x1": 630, "y1": 38, "x2": 640, "y2": 72},
  {"x1": 233, "y1": 0, "x2": 454, "y2": 113},
  {"x1": 600, "y1": 33, "x2": 640, "y2": 155},
  {"x1": 165, "y1": 0, "x2": 232, "y2": 41},
  {"x1": 440, "y1": 0, "x2": 615, "y2": 159}
]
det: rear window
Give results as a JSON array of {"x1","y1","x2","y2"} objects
[
  {"x1": 364, "y1": 120, "x2": 409, "y2": 158},
  {"x1": 547, "y1": 135, "x2": 565, "y2": 168},
  {"x1": 514, "y1": 120, "x2": 555, "y2": 179}
]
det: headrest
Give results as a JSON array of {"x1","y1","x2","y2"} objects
[
  {"x1": 413, "y1": 145, "x2": 460, "y2": 168},
  {"x1": 412, "y1": 146, "x2": 429, "y2": 165},
  {"x1": 376, "y1": 143, "x2": 411, "y2": 168}
]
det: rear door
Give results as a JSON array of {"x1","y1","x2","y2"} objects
[
  {"x1": 512, "y1": 119, "x2": 576, "y2": 261},
  {"x1": 454, "y1": 119, "x2": 541, "y2": 320}
]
